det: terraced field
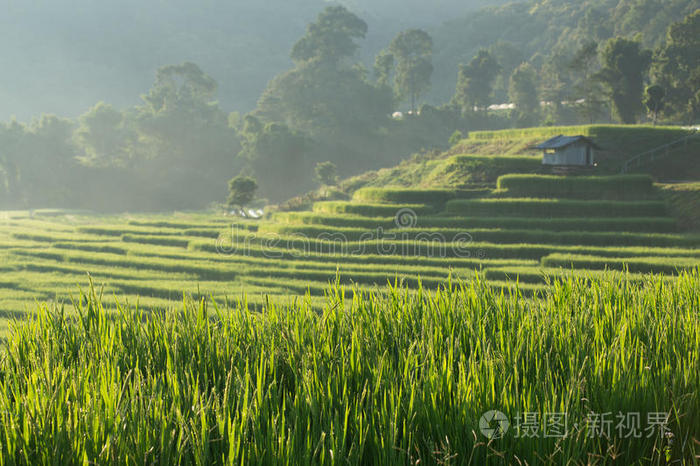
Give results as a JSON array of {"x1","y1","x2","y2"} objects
[
  {"x1": 1, "y1": 174, "x2": 699, "y2": 337},
  {"x1": 267, "y1": 174, "x2": 699, "y2": 290}
]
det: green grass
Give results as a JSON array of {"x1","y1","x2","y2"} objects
[{"x1": 0, "y1": 273, "x2": 697, "y2": 463}]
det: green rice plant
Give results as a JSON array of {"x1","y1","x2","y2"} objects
[
  {"x1": 53, "y1": 242, "x2": 127, "y2": 255},
  {"x1": 10, "y1": 231, "x2": 114, "y2": 243},
  {"x1": 190, "y1": 237, "x2": 539, "y2": 268},
  {"x1": 482, "y1": 265, "x2": 669, "y2": 285},
  {"x1": 14, "y1": 249, "x2": 239, "y2": 281},
  {"x1": 469, "y1": 125, "x2": 600, "y2": 140},
  {"x1": 0, "y1": 272, "x2": 697, "y2": 463},
  {"x1": 496, "y1": 174, "x2": 656, "y2": 200},
  {"x1": 272, "y1": 212, "x2": 679, "y2": 233},
  {"x1": 446, "y1": 198, "x2": 667, "y2": 218},
  {"x1": 127, "y1": 220, "x2": 225, "y2": 229},
  {"x1": 541, "y1": 253, "x2": 699, "y2": 274},
  {"x1": 77, "y1": 225, "x2": 203, "y2": 237},
  {"x1": 218, "y1": 231, "x2": 700, "y2": 261},
  {"x1": 258, "y1": 223, "x2": 700, "y2": 248},
  {"x1": 182, "y1": 228, "x2": 222, "y2": 238},
  {"x1": 352, "y1": 188, "x2": 460, "y2": 205},
  {"x1": 423, "y1": 154, "x2": 543, "y2": 186},
  {"x1": 121, "y1": 234, "x2": 190, "y2": 248},
  {"x1": 469, "y1": 124, "x2": 690, "y2": 142},
  {"x1": 313, "y1": 201, "x2": 434, "y2": 217}
]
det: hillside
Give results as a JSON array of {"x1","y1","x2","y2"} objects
[
  {"x1": 428, "y1": 0, "x2": 700, "y2": 104},
  {"x1": 329, "y1": 125, "x2": 700, "y2": 194}
]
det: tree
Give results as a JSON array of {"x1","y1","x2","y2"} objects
[
  {"x1": 227, "y1": 175, "x2": 258, "y2": 211},
  {"x1": 135, "y1": 62, "x2": 241, "y2": 210},
  {"x1": 651, "y1": 10, "x2": 700, "y2": 123},
  {"x1": 597, "y1": 37, "x2": 652, "y2": 124},
  {"x1": 539, "y1": 52, "x2": 573, "y2": 123},
  {"x1": 373, "y1": 51, "x2": 394, "y2": 88},
  {"x1": 0, "y1": 116, "x2": 79, "y2": 209},
  {"x1": 569, "y1": 41, "x2": 605, "y2": 124},
  {"x1": 454, "y1": 50, "x2": 501, "y2": 115},
  {"x1": 489, "y1": 41, "x2": 524, "y2": 103},
  {"x1": 141, "y1": 62, "x2": 218, "y2": 114},
  {"x1": 388, "y1": 29, "x2": 433, "y2": 113},
  {"x1": 644, "y1": 85, "x2": 665, "y2": 125},
  {"x1": 315, "y1": 161, "x2": 338, "y2": 186},
  {"x1": 74, "y1": 102, "x2": 135, "y2": 167},
  {"x1": 238, "y1": 116, "x2": 312, "y2": 201},
  {"x1": 290, "y1": 6, "x2": 367, "y2": 65},
  {"x1": 509, "y1": 63, "x2": 540, "y2": 127}
]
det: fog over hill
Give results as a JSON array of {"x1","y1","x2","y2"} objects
[{"x1": 0, "y1": 0, "x2": 505, "y2": 120}]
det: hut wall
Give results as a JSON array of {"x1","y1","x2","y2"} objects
[{"x1": 542, "y1": 143, "x2": 594, "y2": 166}]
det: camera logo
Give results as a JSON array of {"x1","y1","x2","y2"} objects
[{"x1": 479, "y1": 410, "x2": 510, "y2": 439}]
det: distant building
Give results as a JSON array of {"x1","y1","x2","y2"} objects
[{"x1": 534, "y1": 135, "x2": 601, "y2": 167}]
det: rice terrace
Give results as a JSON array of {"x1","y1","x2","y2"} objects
[{"x1": 1, "y1": 1, "x2": 700, "y2": 464}]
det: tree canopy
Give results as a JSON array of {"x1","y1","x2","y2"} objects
[
  {"x1": 597, "y1": 37, "x2": 652, "y2": 124},
  {"x1": 388, "y1": 29, "x2": 434, "y2": 113}
]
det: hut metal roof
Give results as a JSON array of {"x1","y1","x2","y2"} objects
[{"x1": 533, "y1": 135, "x2": 602, "y2": 150}]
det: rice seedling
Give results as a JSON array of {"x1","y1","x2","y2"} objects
[{"x1": 0, "y1": 272, "x2": 696, "y2": 463}]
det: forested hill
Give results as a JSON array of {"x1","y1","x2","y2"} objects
[
  {"x1": 0, "y1": 0, "x2": 504, "y2": 120},
  {"x1": 1, "y1": 0, "x2": 695, "y2": 119},
  {"x1": 428, "y1": 0, "x2": 700, "y2": 104}
]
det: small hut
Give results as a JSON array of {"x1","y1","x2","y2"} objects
[{"x1": 534, "y1": 135, "x2": 600, "y2": 167}]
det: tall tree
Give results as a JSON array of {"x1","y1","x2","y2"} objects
[
  {"x1": 135, "y1": 62, "x2": 241, "y2": 209},
  {"x1": 488, "y1": 41, "x2": 524, "y2": 103},
  {"x1": 569, "y1": 41, "x2": 606, "y2": 124},
  {"x1": 290, "y1": 6, "x2": 368, "y2": 65},
  {"x1": 597, "y1": 37, "x2": 652, "y2": 124},
  {"x1": 453, "y1": 49, "x2": 501, "y2": 115},
  {"x1": 373, "y1": 51, "x2": 395, "y2": 88},
  {"x1": 540, "y1": 52, "x2": 573, "y2": 123},
  {"x1": 388, "y1": 29, "x2": 434, "y2": 113},
  {"x1": 509, "y1": 63, "x2": 540, "y2": 127}
]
